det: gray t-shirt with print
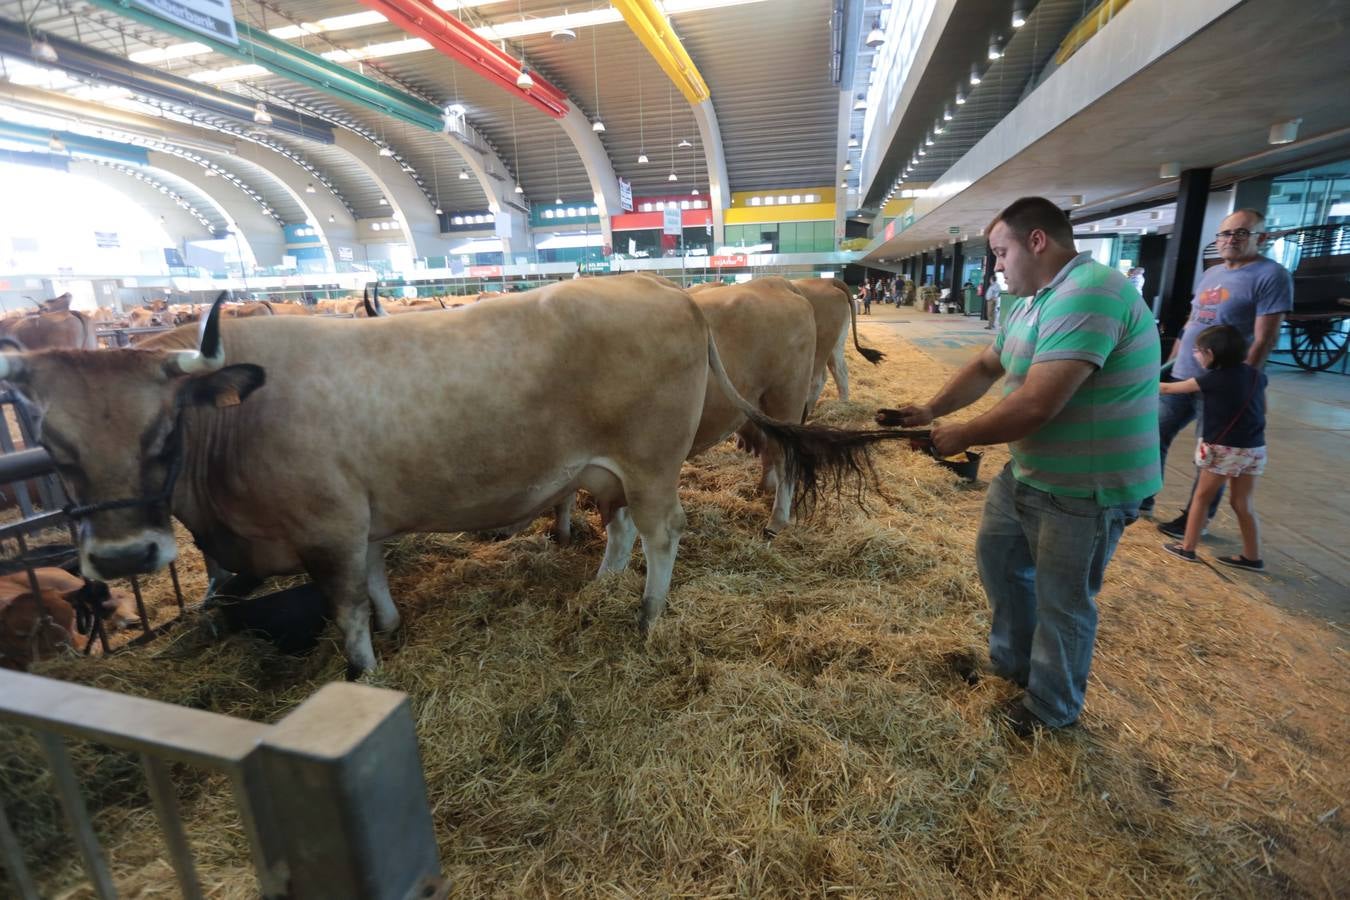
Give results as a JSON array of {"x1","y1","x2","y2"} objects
[{"x1": 1172, "y1": 256, "x2": 1293, "y2": 379}]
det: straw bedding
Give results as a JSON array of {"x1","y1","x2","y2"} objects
[{"x1": 1, "y1": 325, "x2": 1345, "y2": 898}]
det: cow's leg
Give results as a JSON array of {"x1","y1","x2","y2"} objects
[
  {"x1": 302, "y1": 543, "x2": 376, "y2": 679},
  {"x1": 597, "y1": 506, "x2": 638, "y2": 576},
  {"x1": 365, "y1": 541, "x2": 399, "y2": 633},
  {"x1": 828, "y1": 328, "x2": 851, "y2": 402},
  {"x1": 628, "y1": 491, "x2": 687, "y2": 634},
  {"x1": 761, "y1": 442, "x2": 792, "y2": 538},
  {"x1": 807, "y1": 367, "x2": 828, "y2": 411},
  {"x1": 552, "y1": 493, "x2": 575, "y2": 546}
]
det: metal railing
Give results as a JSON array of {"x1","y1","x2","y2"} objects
[{"x1": 0, "y1": 670, "x2": 447, "y2": 899}]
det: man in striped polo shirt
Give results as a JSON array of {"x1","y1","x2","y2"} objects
[{"x1": 878, "y1": 197, "x2": 1160, "y2": 735}]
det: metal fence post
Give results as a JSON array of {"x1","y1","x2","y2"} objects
[{"x1": 252, "y1": 683, "x2": 446, "y2": 900}]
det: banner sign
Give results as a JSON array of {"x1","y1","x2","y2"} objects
[
  {"x1": 710, "y1": 254, "x2": 748, "y2": 268},
  {"x1": 131, "y1": 0, "x2": 239, "y2": 45},
  {"x1": 662, "y1": 206, "x2": 682, "y2": 236},
  {"x1": 94, "y1": 231, "x2": 120, "y2": 248},
  {"x1": 618, "y1": 177, "x2": 633, "y2": 213},
  {"x1": 468, "y1": 265, "x2": 502, "y2": 278}
]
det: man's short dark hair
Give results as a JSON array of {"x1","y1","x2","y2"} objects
[
  {"x1": 1195, "y1": 324, "x2": 1247, "y2": 369},
  {"x1": 989, "y1": 197, "x2": 1076, "y2": 249}
]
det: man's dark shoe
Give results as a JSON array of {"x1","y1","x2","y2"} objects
[
  {"x1": 998, "y1": 698, "x2": 1072, "y2": 739},
  {"x1": 1157, "y1": 512, "x2": 1207, "y2": 539}
]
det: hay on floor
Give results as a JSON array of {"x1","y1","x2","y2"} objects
[{"x1": 2, "y1": 324, "x2": 1346, "y2": 898}]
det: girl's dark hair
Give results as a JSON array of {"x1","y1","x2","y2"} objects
[{"x1": 1194, "y1": 324, "x2": 1247, "y2": 369}]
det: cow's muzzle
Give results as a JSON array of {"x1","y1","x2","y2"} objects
[{"x1": 81, "y1": 532, "x2": 178, "y2": 580}]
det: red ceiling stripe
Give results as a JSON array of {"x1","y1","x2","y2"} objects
[{"x1": 358, "y1": 0, "x2": 570, "y2": 119}]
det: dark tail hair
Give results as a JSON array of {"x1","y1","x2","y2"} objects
[
  {"x1": 704, "y1": 327, "x2": 911, "y2": 510},
  {"x1": 834, "y1": 277, "x2": 884, "y2": 364}
]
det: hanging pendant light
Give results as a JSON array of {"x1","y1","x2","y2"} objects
[
  {"x1": 515, "y1": 184, "x2": 524, "y2": 194},
  {"x1": 30, "y1": 34, "x2": 58, "y2": 63},
  {"x1": 848, "y1": 133, "x2": 859, "y2": 148},
  {"x1": 988, "y1": 37, "x2": 1004, "y2": 60},
  {"x1": 668, "y1": 172, "x2": 678, "y2": 182},
  {"x1": 47, "y1": 133, "x2": 66, "y2": 154},
  {"x1": 253, "y1": 102, "x2": 273, "y2": 125},
  {"x1": 853, "y1": 93, "x2": 867, "y2": 111},
  {"x1": 592, "y1": 119, "x2": 606, "y2": 133},
  {"x1": 459, "y1": 168, "x2": 470, "y2": 180},
  {"x1": 378, "y1": 144, "x2": 394, "y2": 157},
  {"x1": 865, "y1": 18, "x2": 885, "y2": 48},
  {"x1": 435, "y1": 206, "x2": 444, "y2": 215},
  {"x1": 305, "y1": 182, "x2": 316, "y2": 193},
  {"x1": 638, "y1": 153, "x2": 649, "y2": 165},
  {"x1": 678, "y1": 138, "x2": 692, "y2": 149},
  {"x1": 970, "y1": 64, "x2": 983, "y2": 86},
  {"x1": 379, "y1": 197, "x2": 388, "y2": 205},
  {"x1": 516, "y1": 65, "x2": 535, "y2": 90},
  {"x1": 1012, "y1": 3, "x2": 1028, "y2": 28},
  {"x1": 691, "y1": 187, "x2": 699, "y2": 196}
]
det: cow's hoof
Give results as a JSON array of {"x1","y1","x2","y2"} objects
[{"x1": 762, "y1": 526, "x2": 780, "y2": 541}]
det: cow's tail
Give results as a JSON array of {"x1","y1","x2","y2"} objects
[
  {"x1": 704, "y1": 328, "x2": 910, "y2": 511},
  {"x1": 834, "y1": 277, "x2": 884, "y2": 364}
]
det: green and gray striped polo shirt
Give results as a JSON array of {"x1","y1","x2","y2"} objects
[{"x1": 994, "y1": 252, "x2": 1162, "y2": 506}]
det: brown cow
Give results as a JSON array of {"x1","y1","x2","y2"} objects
[
  {"x1": 0, "y1": 283, "x2": 894, "y2": 675},
  {"x1": 0, "y1": 310, "x2": 98, "y2": 351},
  {"x1": 0, "y1": 568, "x2": 139, "y2": 633},
  {"x1": 39, "y1": 292, "x2": 73, "y2": 313},
  {"x1": 791, "y1": 277, "x2": 884, "y2": 406},
  {"x1": 0, "y1": 586, "x2": 76, "y2": 670}
]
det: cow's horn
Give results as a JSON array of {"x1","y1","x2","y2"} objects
[{"x1": 166, "y1": 291, "x2": 227, "y2": 374}]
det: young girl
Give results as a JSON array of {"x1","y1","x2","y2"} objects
[{"x1": 1160, "y1": 324, "x2": 1267, "y2": 570}]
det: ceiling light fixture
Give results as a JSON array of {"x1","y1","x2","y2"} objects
[
  {"x1": 305, "y1": 182, "x2": 316, "y2": 193},
  {"x1": 943, "y1": 106, "x2": 954, "y2": 121},
  {"x1": 678, "y1": 137, "x2": 692, "y2": 149},
  {"x1": 379, "y1": 197, "x2": 389, "y2": 205},
  {"x1": 934, "y1": 119, "x2": 945, "y2": 135},
  {"x1": 328, "y1": 214, "x2": 335, "y2": 223},
  {"x1": 638, "y1": 153, "x2": 649, "y2": 164},
  {"x1": 668, "y1": 171, "x2": 679, "y2": 182},
  {"x1": 925, "y1": 132, "x2": 936, "y2": 145},
  {"x1": 848, "y1": 133, "x2": 859, "y2": 148},
  {"x1": 1012, "y1": 4, "x2": 1028, "y2": 28},
  {"x1": 843, "y1": 161, "x2": 852, "y2": 171},
  {"x1": 516, "y1": 65, "x2": 535, "y2": 90},
  {"x1": 459, "y1": 168, "x2": 470, "y2": 180},
  {"x1": 551, "y1": 25, "x2": 577, "y2": 41},
  {"x1": 204, "y1": 167, "x2": 218, "y2": 177},
  {"x1": 955, "y1": 87, "x2": 966, "y2": 105},
  {"x1": 30, "y1": 35, "x2": 58, "y2": 63},
  {"x1": 1068, "y1": 194, "x2": 1084, "y2": 206},
  {"x1": 988, "y1": 38, "x2": 1004, "y2": 60},
  {"x1": 853, "y1": 93, "x2": 867, "y2": 111},
  {"x1": 1159, "y1": 162, "x2": 1181, "y2": 179},
  {"x1": 47, "y1": 133, "x2": 66, "y2": 154},
  {"x1": 918, "y1": 146, "x2": 926, "y2": 156},
  {"x1": 378, "y1": 144, "x2": 394, "y2": 157},
  {"x1": 970, "y1": 64, "x2": 983, "y2": 86},
  {"x1": 252, "y1": 102, "x2": 273, "y2": 125},
  {"x1": 691, "y1": 186, "x2": 699, "y2": 196},
  {"x1": 865, "y1": 18, "x2": 885, "y2": 48},
  {"x1": 1268, "y1": 118, "x2": 1301, "y2": 145},
  {"x1": 555, "y1": 196, "x2": 563, "y2": 205},
  {"x1": 591, "y1": 119, "x2": 605, "y2": 132},
  {"x1": 515, "y1": 184, "x2": 524, "y2": 194}
]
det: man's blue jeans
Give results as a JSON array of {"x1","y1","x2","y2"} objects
[
  {"x1": 976, "y1": 465, "x2": 1139, "y2": 727},
  {"x1": 1146, "y1": 389, "x2": 1222, "y2": 518}
]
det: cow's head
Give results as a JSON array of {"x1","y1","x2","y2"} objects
[{"x1": 0, "y1": 294, "x2": 264, "y2": 581}]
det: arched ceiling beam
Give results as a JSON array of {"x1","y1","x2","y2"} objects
[
  {"x1": 611, "y1": 0, "x2": 729, "y2": 243},
  {"x1": 148, "y1": 152, "x2": 288, "y2": 267},
  {"x1": 332, "y1": 130, "x2": 448, "y2": 259}
]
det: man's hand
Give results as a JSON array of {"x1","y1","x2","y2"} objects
[
  {"x1": 931, "y1": 421, "x2": 969, "y2": 457},
  {"x1": 876, "y1": 404, "x2": 933, "y2": 427}
]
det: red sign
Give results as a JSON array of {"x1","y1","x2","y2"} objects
[
  {"x1": 467, "y1": 265, "x2": 501, "y2": 277},
  {"x1": 710, "y1": 254, "x2": 748, "y2": 268},
  {"x1": 884, "y1": 220, "x2": 896, "y2": 241}
]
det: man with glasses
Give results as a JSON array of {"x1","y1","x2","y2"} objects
[{"x1": 1150, "y1": 208, "x2": 1293, "y2": 535}]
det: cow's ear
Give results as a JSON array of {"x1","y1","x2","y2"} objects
[{"x1": 183, "y1": 364, "x2": 265, "y2": 409}]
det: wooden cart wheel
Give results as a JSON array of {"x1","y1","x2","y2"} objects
[{"x1": 1289, "y1": 318, "x2": 1350, "y2": 371}]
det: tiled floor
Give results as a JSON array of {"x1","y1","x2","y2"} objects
[{"x1": 863, "y1": 303, "x2": 1350, "y2": 628}]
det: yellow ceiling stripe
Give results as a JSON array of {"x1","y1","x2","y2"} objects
[{"x1": 611, "y1": 0, "x2": 710, "y2": 105}]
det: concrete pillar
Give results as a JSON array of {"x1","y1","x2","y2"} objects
[
  {"x1": 948, "y1": 241, "x2": 964, "y2": 307},
  {"x1": 1157, "y1": 167, "x2": 1213, "y2": 341}
]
